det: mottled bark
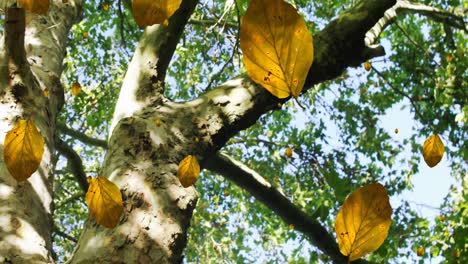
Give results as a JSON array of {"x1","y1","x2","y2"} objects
[{"x1": 0, "y1": 1, "x2": 82, "y2": 263}]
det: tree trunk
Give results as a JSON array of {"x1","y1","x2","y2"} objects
[{"x1": 0, "y1": 2, "x2": 81, "y2": 263}]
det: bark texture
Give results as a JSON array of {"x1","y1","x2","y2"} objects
[{"x1": 0, "y1": 1, "x2": 82, "y2": 263}]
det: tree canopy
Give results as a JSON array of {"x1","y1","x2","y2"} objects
[{"x1": 0, "y1": 0, "x2": 466, "y2": 263}]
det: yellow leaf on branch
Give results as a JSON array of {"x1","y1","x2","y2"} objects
[
  {"x1": 18, "y1": 0, "x2": 49, "y2": 14},
  {"x1": 132, "y1": 0, "x2": 182, "y2": 27},
  {"x1": 86, "y1": 176, "x2": 123, "y2": 228},
  {"x1": 4, "y1": 119, "x2": 44, "y2": 182},
  {"x1": 240, "y1": 0, "x2": 314, "y2": 99},
  {"x1": 178, "y1": 155, "x2": 200, "y2": 187},
  {"x1": 422, "y1": 134, "x2": 444, "y2": 168},
  {"x1": 334, "y1": 183, "x2": 392, "y2": 261}
]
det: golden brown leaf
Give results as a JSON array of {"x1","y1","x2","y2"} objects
[
  {"x1": 86, "y1": 176, "x2": 123, "y2": 228},
  {"x1": 422, "y1": 134, "x2": 444, "y2": 168},
  {"x1": 285, "y1": 147, "x2": 293, "y2": 158},
  {"x1": 4, "y1": 119, "x2": 44, "y2": 181},
  {"x1": 72, "y1": 82, "x2": 81, "y2": 96},
  {"x1": 178, "y1": 155, "x2": 200, "y2": 187},
  {"x1": 364, "y1": 61, "x2": 371, "y2": 71},
  {"x1": 416, "y1": 246, "x2": 425, "y2": 256},
  {"x1": 445, "y1": 54, "x2": 453, "y2": 63},
  {"x1": 334, "y1": 183, "x2": 392, "y2": 261},
  {"x1": 240, "y1": 0, "x2": 313, "y2": 99},
  {"x1": 18, "y1": 0, "x2": 49, "y2": 14},
  {"x1": 132, "y1": 0, "x2": 182, "y2": 27}
]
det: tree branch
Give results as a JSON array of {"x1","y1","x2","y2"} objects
[
  {"x1": 191, "y1": 0, "x2": 395, "y2": 153},
  {"x1": 110, "y1": 0, "x2": 199, "y2": 132},
  {"x1": 206, "y1": 152, "x2": 372, "y2": 264},
  {"x1": 365, "y1": 0, "x2": 467, "y2": 48},
  {"x1": 55, "y1": 138, "x2": 89, "y2": 192},
  {"x1": 5, "y1": 8, "x2": 27, "y2": 66},
  {"x1": 57, "y1": 122, "x2": 108, "y2": 149},
  {"x1": 53, "y1": 224, "x2": 77, "y2": 243}
]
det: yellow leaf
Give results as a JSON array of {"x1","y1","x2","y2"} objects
[
  {"x1": 4, "y1": 119, "x2": 44, "y2": 181},
  {"x1": 285, "y1": 147, "x2": 293, "y2": 158},
  {"x1": 422, "y1": 134, "x2": 444, "y2": 167},
  {"x1": 394, "y1": 128, "x2": 399, "y2": 134},
  {"x1": 416, "y1": 246, "x2": 425, "y2": 256},
  {"x1": 364, "y1": 61, "x2": 371, "y2": 71},
  {"x1": 289, "y1": 224, "x2": 294, "y2": 230},
  {"x1": 82, "y1": 31, "x2": 89, "y2": 39},
  {"x1": 155, "y1": 119, "x2": 161, "y2": 127},
  {"x1": 18, "y1": 0, "x2": 49, "y2": 14},
  {"x1": 132, "y1": 0, "x2": 182, "y2": 27},
  {"x1": 240, "y1": 0, "x2": 313, "y2": 99},
  {"x1": 103, "y1": 3, "x2": 109, "y2": 11},
  {"x1": 178, "y1": 155, "x2": 200, "y2": 187},
  {"x1": 86, "y1": 176, "x2": 123, "y2": 228},
  {"x1": 72, "y1": 82, "x2": 81, "y2": 96},
  {"x1": 43, "y1": 87, "x2": 49, "y2": 97},
  {"x1": 334, "y1": 183, "x2": 392, "y2": 261},
  {"x1": 445, "y1": 54, "x2": 453, "y2": 63}
]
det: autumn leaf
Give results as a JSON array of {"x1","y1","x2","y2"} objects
[
  {"x1": 86, "y1": 176, "x2": 123, "y2": 228},
  {"x1": 72, "y1": 82, "x2": 81, "y2": 96},
  {"x1": 364, "y1": 61, "x2": 371, "y2": 71},
  {"x1": 240, "y1": 0, "x2": 313, "y2": 99},
  {"x1": 18, "y1": 0, "x2": 49, "y2": 14},
  {"x1": 4, "y1": 119, "x2": 44, "y2": 181},
  {"x1": 285, "y1": 147, "x2": 293, "y2": 158},
  {"x1": 422, "y1": 134, "x2": 444, "y2": 167},
  {"x1": 132, "y1": 0, "x2": 182, "y2": 27},
  {"x1": 416, "y1": 246, "x2": 425, "y2": 256},
  {"x1": 178, "y1": 155, "x2": 200, "y2": 187},
  {"x1": 334, "y1": 183, "x2": 392, "y2": 261}
]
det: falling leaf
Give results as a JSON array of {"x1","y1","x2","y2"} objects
[
  {"x1": 285, "y1": 147, "x2": 293, "y2": 158},
  {"x1": 445, "y1": 54, "x2": 453, "y2": 63},
  {"x1": 4, "y1": 119, "x2": 44, "y2": 181},
  {"x1": 72, "y1": 82, "x2": 81, "y2": 96},
  {"x1": 82, "y1": 31, "x2": 89, "y2": 39},
  {"x1": 417, "y1": 246, "x2": 425, "y2": 256},
  {"x1": 86, "y1": 176, "x2": 123, "y2": 228},
  {"x1": 224, "y1": 189, "x2": 230, "y2": 196},
  {"x1": 394, "y1": 128, "x2": 399, "y2": 134},
  {"x1": 132, "y1": 0, "x2": 182, "y2": 27},
  {"x1": 240, "y1": 0, "x2": 313, "y2": 99},
  {"x1": 43, "y1": 88, "x2": 49, "y2": 97},
  {"x1": 422, "y1": 134, "x2": 444, "y2": 167},
  {"x1": 289, "y1": 224, "x2": 294, "y2": 230},
  {"x1": 103, "y1": 3, "x2": 109, "y2": 11},
  {"x1": 364, "y1": 61, "x2": 371, "y2": 71},
  {"x1": 178, "y1": 155, "x2": 200, "y2": 187},
  {"x1": 18, "y1": 0, "x2": 49, "y2": 14},
  {"x1": 155, "y1": 119, "x2": 161, "y2": 127},
  {"x1": 334, "y1": 183, "x2": 392, "y2": 261}
]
